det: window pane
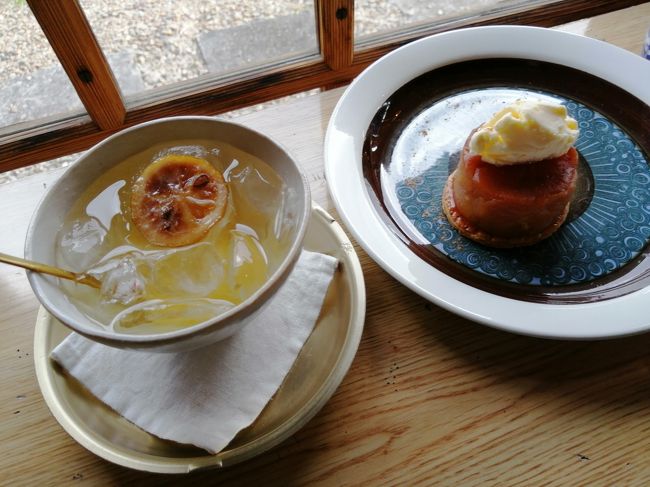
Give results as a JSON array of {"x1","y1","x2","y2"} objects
[
  {"x1": 355, "y1": 0, "x2": 546, "y2": 43},
  {"x1": 79, "y1": 0, "x2": 318, "y2": 98},
  {"x1": 0, "y1": 1, "x2": 87, "y2": 132}
]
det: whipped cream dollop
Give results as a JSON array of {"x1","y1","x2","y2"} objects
[{"x1": 469, "y1": 99, "x2": 579, "y2": 165}]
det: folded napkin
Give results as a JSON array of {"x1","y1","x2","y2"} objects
[{"x1": 51, "y1": 250, "x2": 338, "y2": 454}]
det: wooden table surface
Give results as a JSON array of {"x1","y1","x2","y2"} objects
[{"x1": 2, "y1": 5, "x2": 650, "y2": 486}]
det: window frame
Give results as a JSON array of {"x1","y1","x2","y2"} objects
[{"x1": 1, "y1": 0, "x2": 644, "y2": 172}]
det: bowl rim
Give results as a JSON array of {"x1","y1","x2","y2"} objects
[{"x1": 25, "y1": 115, "x2": 311, "y2": 346}]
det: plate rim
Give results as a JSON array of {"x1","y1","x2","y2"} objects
[
  {"x1": 33, "y1": 205, "x2": 366, "y2": 473},
  {"x1": 324, "y1": 25, "x2": 650, "y2": 340}
]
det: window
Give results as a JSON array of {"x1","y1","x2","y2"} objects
[
  {"x1": 0, "y1": 0, "x2": 641, "y2": 172},
  {"x1": 355, "y1": 0, "x2": 539, "y2": 44},
  {"x1": 79, "y1": 0, "x2": 320, "y2": 98},
  {"x1": 0, "y1": 5, "x2": 87, "y2": 133}
]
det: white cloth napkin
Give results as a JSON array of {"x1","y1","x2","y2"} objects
[{"x1": 51, "y1": 250, "x2": 338, "y2": 454}]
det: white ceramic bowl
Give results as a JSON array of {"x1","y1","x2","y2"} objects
[
  {"x1": 25, "y1": 116, "x2": 311, "y2": 352},
  {"x1": 325, "y1": 26, "x2": 650, "y2": 339}
]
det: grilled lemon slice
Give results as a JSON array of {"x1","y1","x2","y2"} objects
[{"x1": 131, "y1": 154, "x2": 228, "y2": 247}]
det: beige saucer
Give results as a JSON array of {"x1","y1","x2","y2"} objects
[{"x1": 33, "y1": 205, "x2": 365, "y2": 473}]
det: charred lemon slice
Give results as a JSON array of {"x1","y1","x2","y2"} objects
[{"x1": 131, "y1": 154, "x2": 228, "y2": 247}]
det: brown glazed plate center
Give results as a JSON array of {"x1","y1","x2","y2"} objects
[{"x1": 362, "y1": 59, "x2": 650, "y2": 304}]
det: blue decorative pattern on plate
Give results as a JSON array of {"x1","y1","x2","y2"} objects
[{"x1": 394, "y1": 89, "x2": 650, "y2": 286}]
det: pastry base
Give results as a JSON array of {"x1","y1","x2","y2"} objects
[{"x1": 442, "y1": 170, "x2": 570, "y2": 248}]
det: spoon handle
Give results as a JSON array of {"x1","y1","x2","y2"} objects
[{"x1": 0, "y1": 252, "x2": 101, "y2": 289}]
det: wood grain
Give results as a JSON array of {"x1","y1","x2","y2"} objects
[
  {"x1": 317, "y1": 0, "x2": 354, "y2": 70},
  {"x1": 26, "y1": 0, "x2": 125, "y2": 131},
  {"x1": 1, "y1": 6, "x2": 650, "y2": 486},
  {"x1": 1, "y1": 0, "x2": 646, "y2": 171}
]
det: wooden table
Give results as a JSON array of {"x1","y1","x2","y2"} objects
[{"x1": 2, "y1": 5, "x2": 650, "y2": 485}]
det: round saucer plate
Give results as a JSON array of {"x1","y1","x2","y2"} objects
[
  {"x1": 33, "y1": 205, "x2": 365, "y2": 473},
  {"x1": 324, "y1": 26, "x2": 650, "y2": 339}
]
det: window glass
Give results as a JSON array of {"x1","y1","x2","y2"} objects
[
  {"x1": 0, "y1": 1, "x2": 87, "y2": 133},
  {"x1": 80, "y1": 0, "x2": 318, "y2": 98},
  {"x1": 355, "y1": 0, "x2": 541, "y2": 43}
]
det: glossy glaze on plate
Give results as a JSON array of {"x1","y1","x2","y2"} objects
[{"x1": 362, "y1": 60, "x2": 650, "y2": 303}]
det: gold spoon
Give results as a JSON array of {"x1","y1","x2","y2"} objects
[{"x1": 0, "y1": 252, "x2": 101, "y2": 289}]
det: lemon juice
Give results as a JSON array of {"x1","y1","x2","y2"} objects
[{"x1": 56, "y1": 140, "x2": 290, "y2": 334}]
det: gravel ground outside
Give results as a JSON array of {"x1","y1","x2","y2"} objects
[{"x1": 0, "y1": 0, "x2": 511, "y2": 184}]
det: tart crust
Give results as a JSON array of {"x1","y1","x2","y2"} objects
[{"x1": 442, "y1": 169, "x2": 571, "y2": 248}]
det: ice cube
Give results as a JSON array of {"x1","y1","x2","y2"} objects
[
  {"x1": 273, "y1": 186, "x2": 294, "y2": 241},
  {"x1": 154, "y1": 145, "x2": 209, "y2": 160},
  {"x1": 111, "y1": 298, "x2": 235, "y2": 333},
  {"x1": 228, "y1": 230, "x2": 269, "y2": 301},
  {"x1": 227, "y1": 161, "x2": 283, "y2": 217},
  {"x1": 57, "y1": 217, "x2": 108, "y2": 272},
  {"x1": 85, "y1": 180, "x2": 125, "y2": 230},
  {"x1": 98, "y1": 256, "x2": 145, "y2": 305},
  {"x1": 148, "y1": 242, "x2": 225, "y2": 298}
]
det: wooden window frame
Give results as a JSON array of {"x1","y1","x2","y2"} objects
[{"x1": 1, "y1": 0, "x2": 645, "y2": 172}]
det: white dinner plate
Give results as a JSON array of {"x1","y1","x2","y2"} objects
[{"x1": 324, "y1": 26, "x2": 650, "y2": 339}]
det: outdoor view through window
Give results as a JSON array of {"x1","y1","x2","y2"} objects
[{"x1": 0, "y1": 0, "x2": 606, "y2": 181}]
